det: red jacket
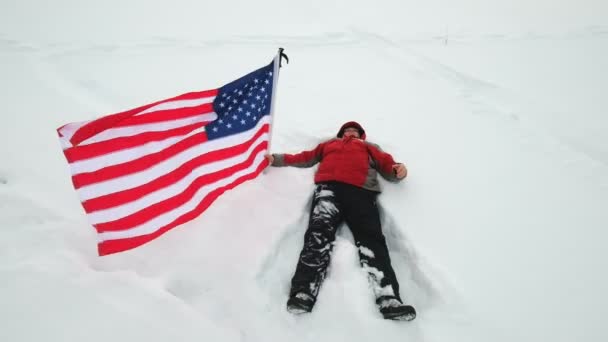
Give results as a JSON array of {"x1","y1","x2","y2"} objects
[{"x1": 272, "y1": 126, "x2": 401, "y2": 192}]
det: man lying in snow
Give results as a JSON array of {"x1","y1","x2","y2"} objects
[{"x1": 266, "y1": 121, "x2": 416, "y2": 321}]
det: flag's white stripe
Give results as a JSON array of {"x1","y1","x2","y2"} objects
[
  {"x1": 58, "y1": 119, "x2": 93, "y2": 149},
  {"x1": 97, "y1": 151, "x2": 267, "y2": 242},
  {"x1": 69, "y1": 125, "x2": 208, "y2": 176},
  {"x1": 78, "y1": 116, "x2": 270, "y2": 201},
  {"x1": 87, "y1": 132, "x2": 268, "y2": 224},
  {"x1": 136, "y1": 96, "x2": 216, "y2": 116},
  {"x1": 78, "y1": 113, "x2": 217, "y2": 146},
  {"x1": 59, "y1": 96, "x2": 215, "y2": 149},
  {"x1": 60, "y1": 135, "x2": 75, "y2": 150}
]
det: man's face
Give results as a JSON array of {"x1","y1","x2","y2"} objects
[{"x1": 343, "y1": 127, "x2": 360, "y2": 138}]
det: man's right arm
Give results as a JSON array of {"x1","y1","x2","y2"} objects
[{"x1": 268, "y1": 143, "x2": 325, "y2": 168}]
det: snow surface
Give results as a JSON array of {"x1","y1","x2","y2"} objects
[{"x1": 1, "y1": 1, "x2": 608, "y2": 341}]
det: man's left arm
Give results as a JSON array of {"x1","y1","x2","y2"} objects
[{"x1": 366, "y1": 142, "x2": 407, "y2": 182}]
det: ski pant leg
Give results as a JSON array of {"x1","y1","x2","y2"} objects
[
  {"x1": 290, "y1": 183, "x2": 343, "y2": 300},
  {"x1": 340, "y1": 185, "x2": 402, "y2": 302}
]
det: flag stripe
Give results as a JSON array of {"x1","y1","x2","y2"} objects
[
  {"x1": 59, "y1": 91, "x2": 215, "y2": 145},
  {"x1": 67, "y1": 124, "x2": 209, "y2": 175},
  {"x1": 58, "y1": 120, "x2": 90, "y2": 142},
  {"x1": 97, "y1": 151, "x2": 268, "y2": 238},
  {"x1": 113, "y1": 103, "x2": 215, "y2": 127},
  {"x1": 93, "y1": 141, "x2": 268, "y2": 232},
  {"x1": 72, "y1": 130, "x2": 209, "y2": 189},
  {"x1": 77, "y1": 116, "x2": 271, "y2": 201},
  {"x1": 66, "y1": 89, "x2": 218, "y2": 147},
  {"x1": 82, "y1": 125, "x2": 270, "y2": 214},
  {"x1": 64, "y1": 122, "x2": 207, "y2": 163},
  {"x1": 89, "y1": 132, "x2": 268, "y2": 227},
  {"x1": 74, "y1": 122, "x2": 268, "y2": 191},
  {"x1": 135, "y1": 96, "x2": 216, "y2": 116},
  {"x1": 97, "y1": 156, "x2": 269, "y2": 256},
  {"x1": 75, "y1": 114, "x2": 217, "y2": 147}
]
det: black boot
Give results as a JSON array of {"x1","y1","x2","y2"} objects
[
  {"x1": 377, "y1": 296, "x2": 416, "y2": 321},
  {"x1": 286, "y1": 292, "x2": 315, "y2": 314}
]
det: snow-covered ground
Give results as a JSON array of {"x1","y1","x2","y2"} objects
[{"x1": 1, "y1": 1, "x2": 607, "y2": 341}]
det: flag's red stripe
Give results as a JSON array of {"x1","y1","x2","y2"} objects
[
  {"x1": 97, "y1": 158, "x2": 268, "y2": 256},
  {"x1": 69, "y1": 89, "x2": 218, "y2": 146},
  {"x1": 111, "y1": 103, "x2": 215, "y2": 128},
  {"x1": 72, "y1": 122, "x2": 268, "y2": 189},
  {"x1": 83, "y1": 125, "x2": 270, "y2": 213},
  {"x1": 56, "y1": 123, "x2": 69, "y2": 137},
  {"x1": 64, "y1": 122, "x2": 207, "y2": 163},
  {"x1": 93, "y1": 140, "x2": 268, "y2": 233},
  {"x1": 72, "y1": 129, "x2": 209, "y2": 189}
]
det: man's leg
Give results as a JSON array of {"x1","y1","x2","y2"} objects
[
  {"x1": 288, "y1": 183, "x2": 343, "y2": 312},
  {"x1": 341, "y1": 184, "x2": 415, "y2": 320},
  {"x1": 341, "y1": 186, "x2": 402, "y2": 302}
]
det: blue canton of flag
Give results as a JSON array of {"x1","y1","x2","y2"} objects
[{"x1": 207, "y1": 61, "x2": 275, "y2": 140}]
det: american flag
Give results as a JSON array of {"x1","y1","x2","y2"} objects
[{"x1": 58, "y1": 55, "x2": 279, "y2": 256}]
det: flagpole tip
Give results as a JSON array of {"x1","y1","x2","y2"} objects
[{"x1": 278, "y1": 48, "x2": 289, "y2": 68}]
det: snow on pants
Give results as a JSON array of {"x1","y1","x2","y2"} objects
[{"x1": 289, "y1": 181, "x2": 402, "y2": 304}]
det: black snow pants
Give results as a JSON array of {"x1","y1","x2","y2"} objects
[{"x1": 289, "y1": 181, "x2": 402, "y2": 305}]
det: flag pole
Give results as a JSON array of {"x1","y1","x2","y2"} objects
[{"x1": 267, "y1": 48, "x2": 288, "y2": 155}]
